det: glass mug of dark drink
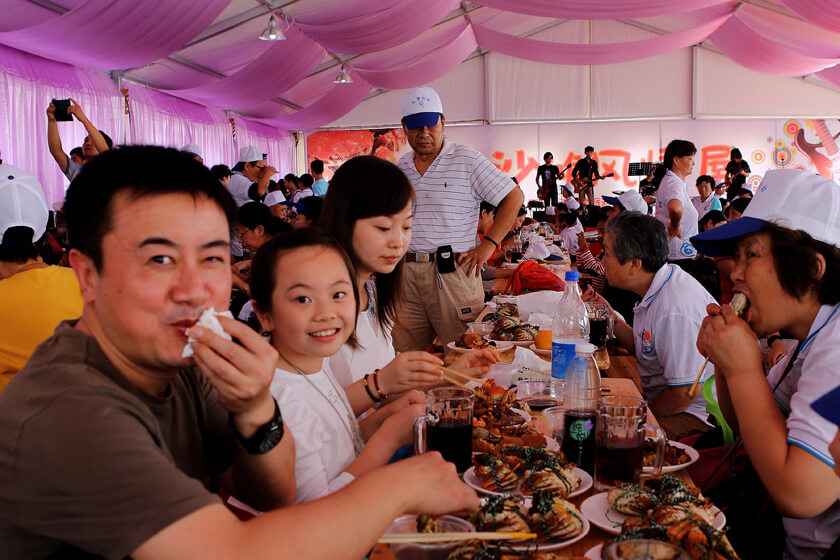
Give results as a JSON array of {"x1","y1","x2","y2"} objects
[
  {"x1": 414, "y1": 387, "x2": 474, "y2": 472},
  {"x1": 594, "y1": 395, "x2": 665, "y2": 491},
  {"x1": 585, "y1": 301, "x2": 613, "y2": 371}
]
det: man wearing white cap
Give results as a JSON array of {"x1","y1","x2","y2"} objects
[
  {"x1": 603, "y1": 189, "x2": 649, "y2": 216},
  {"x1": 693, "y1": 169, "x2": 840, "y2": 559},
  {"x1": 227, "y1": 146, "x2": 276, "y2": 206},
  {"x1": 0, "y1": 168, "x2": 83, "y2": 391},
  {"x1": 394, "y1": 87, "x2": 525, "y2": 350},
  {"x1": 181, "y1": 143, "x2": 203, "y2": 164}
]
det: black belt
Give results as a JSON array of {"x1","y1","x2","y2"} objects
[{"x1": 405, "y1": 251, "x2": 462, "y2": 263}]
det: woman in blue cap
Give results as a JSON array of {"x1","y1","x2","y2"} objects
[{"x1": 693, "y1": 169, "x2": 840, "y2": 559}]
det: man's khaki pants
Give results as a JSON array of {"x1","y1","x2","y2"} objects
[{"x1": 392, "y1": 261, "x2": 485, "y2": 352}]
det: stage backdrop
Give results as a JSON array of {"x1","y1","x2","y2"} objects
[{"x1": 306, "y1": 118, "x2": 837, "y2": 203}]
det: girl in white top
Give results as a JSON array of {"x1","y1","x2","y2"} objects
[
  {"x1": 319, "y1": 156, "x2": 498, "y2": 394},
  {"x1": 653, "y1": 140, "x2": 699, "y2": 261},
  {"x1": 694, "y1": 169, "x2": 840, "y2": 559},
  {"x1": 249, "y1": 229, "x2": 426, "y2": 504}
]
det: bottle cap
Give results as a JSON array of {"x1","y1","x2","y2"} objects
[
  {"x1": 565, "y1": 270, "x2": 579, "y2": 282},
  {"x1": 575, "y1": 342, "x2": 597, "y2": 354}
]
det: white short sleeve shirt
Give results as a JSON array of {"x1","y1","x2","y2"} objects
[
  {"x1": 329, "y1": 309, "x2": 396, "y2": 388},
  {"x1": 269, "y1": 365, "x2": 357, "y2": 504},
  {"x1": 397, "y1": 139, "x2": 516, "y2": 253},
  {"x1": 766, "y1": 303, "x2": 840, "y2": 559},
  {"x1": 655, "y1": 170, "x2": 699, "y2": 260},
  {"x1": 632, "y1": 264, "x2": 716, "y2": 422},
  {"x1": 227, "y1": 172, "x2": 254, "y2": 207}
]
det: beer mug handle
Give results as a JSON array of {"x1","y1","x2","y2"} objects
[
  {"x1": 645, "y1": 424, "x2": 666, "y2": 476},
  {"x1": 413, "y1": 415, "x2": 429, "y2": 455}
]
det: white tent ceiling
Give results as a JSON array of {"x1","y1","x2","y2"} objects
[{"x1": 4, "y1": 0, "x2": 840, "y2": 131}]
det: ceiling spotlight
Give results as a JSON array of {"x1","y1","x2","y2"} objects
[
  {"x1": 334, "y1": 64, "x2": 353, "y2": 84},
  {"x1": 259, "y1": 15, "x2": 285, "y2": 41}
]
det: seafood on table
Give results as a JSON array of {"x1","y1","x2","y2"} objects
[
  {"x1": 644, "y1": 439, "x2": 690, "y2": 468},
  {"x1": 470, "y1": 447, "x2": 580, "y2": 499},
  {"x1": 457, "y1": 333, "x2": 501, "y2": 350},
  {"x1": 528, "y1": 491, "x2": 585, "y2": 542},
  {"x1": 482, "y1": 304, "x2": 540, "y2": 343},
  {"x1": 448, "y1": 542, "x2": 588, "y2": 560},
  {"x1": 607, "y1": 475, "x2": 739, "y2": 560}
]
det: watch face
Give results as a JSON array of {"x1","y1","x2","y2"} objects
[{"x1": 257, "y1": 424, "x2": 284, "y2": 454}]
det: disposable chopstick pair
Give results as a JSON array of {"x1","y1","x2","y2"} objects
[
  {"x1": 437, "y1": 366, "x2": 491, "y2": 401},
  {"x1": 378, "y1": 531, "x2": 536, "y2": 544},
  {"x1": 688, "y1": 294, "x2": 749, "y2": 397}
]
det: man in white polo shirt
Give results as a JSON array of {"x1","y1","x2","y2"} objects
[
  {"x1": 394, "y1": 87, "x2": 524, "y2": 351},
  {"x1": 227, "y1": 146, "x2": 276, "y2": 206},
  {"x1": 585, "y1": 211, "x2": 714, "y2": 439}
]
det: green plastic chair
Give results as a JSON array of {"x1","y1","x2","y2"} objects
[{"x1": 703, "y1": 374, "x2": 734, "y2": 446}]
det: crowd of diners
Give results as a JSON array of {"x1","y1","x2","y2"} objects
[{"x1": 0, "y1": 88, "x2": 837, "y2": 560}]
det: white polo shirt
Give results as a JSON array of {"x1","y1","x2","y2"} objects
[
  {"x1": 398, "y1": 139, "x2": 515, "y2": 253},
  {"x1": 691, "y1": 193, "x2": 722, "y2": 217},
  {"x1": 767, "y1": 303, "x2": 840, "y2": 559},
  {"x1": 227, "y1": 172, "x2": 254, "y2": 207},
  {"x1": 655, "y1": 170, "x2": 698, "y2": 260},
  {"x1": 632, "y1": 264, "x2": 715, "y2": 422}
]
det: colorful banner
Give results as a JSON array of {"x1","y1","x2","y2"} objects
[{"x1": 306, "y1": 118, "x2": 838, "y2": 202}]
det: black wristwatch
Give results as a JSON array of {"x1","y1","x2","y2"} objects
[{"x1": 230, "y1": 400, "x2": 284, "y2": 454}]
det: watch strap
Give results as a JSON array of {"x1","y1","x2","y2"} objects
[{"x1": 229, "y1": 399, "x2": 284, "y2": 455}]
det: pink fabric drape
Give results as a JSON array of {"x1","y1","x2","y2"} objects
[
  {"x1": 817, "y1": 65, "x2": 840, "y2": 89},
  {"x1": 710, "y1": 17, "x2": 839, "y2": 77},
  {"x1": 256, "y1": 72, "x2": 373, "y2": 131},
  {"x1": 0, "y1": 0, "x2": 228, "y2": 69},
  {"x1": 168, "y1": 26, "x2": 325, "y2": 110},
  {"x1": 778, "y1": 0, "x2": 840, "y2": 35},
  {"x1": 475, "y1": 0, "x2": 731, "y2": 19},
  {"x1": 294, "y1": 0, "x2": 460, "y2": 54},
  {"x1": 233, "y1": 115, "x2": 296, "y2": 175},
  {"x1": 736, "y1": 4, "x2": 840, "y2": 59},
  {"x1": 354, "y1": 22, "x2": 478, "y2": 89},
  {"x1": 473, "y1": 13, "x2": 730, "y2": 65}
]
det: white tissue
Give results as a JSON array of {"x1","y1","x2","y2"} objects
[
  {"x1": 181, "y1": 307, "x2": 235, "y2": 358},
  {"x1": 512, "y1": 346, "x2": 551, "y2": 373},
  {"x1": 524, "y1": 242, "x2": 550, "y2": 260}
]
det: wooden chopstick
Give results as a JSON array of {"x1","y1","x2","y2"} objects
[
  {"x1": 687, "y1": 357, "x2": 710, "y2": 398},
  {"x1": 378, "y1": 531, "x2": 536, "y2": 544},
  {"x1": 438, "y1": 371, "x2": 490, "y2": 401},
  {"x1": 439, "y1": 366, "x2": 474, "y2": 382}
]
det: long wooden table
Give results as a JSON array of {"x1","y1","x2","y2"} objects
[{"x1": 371, "y1": 377, "x2": 692, "y2": 559}]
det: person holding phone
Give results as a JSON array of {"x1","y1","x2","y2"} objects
[{"x1": 46, "y1": 99, "x2": 112, "y2": 182}]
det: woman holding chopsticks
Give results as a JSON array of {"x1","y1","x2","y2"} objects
[
  {"x1": 319, "y1": 156, "x2": 498, "y2": 401},
  {"x1": 693, "y1": 169, "x2": 840, "y2": 559}
]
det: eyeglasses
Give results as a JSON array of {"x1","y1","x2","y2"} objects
[
  {"x1": 253, "y1": 164, "x2": 266, "y2": 171},
  {"x1": 237, "y1": 228, "x2": 252, "y2": 239}
]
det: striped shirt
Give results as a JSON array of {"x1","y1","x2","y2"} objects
[{"x1": 398, "y1": 139, "x2": 515, "y2": 253}]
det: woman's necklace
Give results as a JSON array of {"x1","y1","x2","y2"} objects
[{"x1": 277, "y1": 353, "x2": 364, "y2": 456}]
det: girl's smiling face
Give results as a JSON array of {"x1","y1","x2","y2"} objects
[
  {"x1": 257, "y1": 245, "x2": 356, "y2": 372},
  {"x1": 351, "y1": 202, "x2": 412, "y2": 277}
]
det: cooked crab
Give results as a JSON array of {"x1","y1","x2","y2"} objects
[
  {"x1": 523, "y1": 461, "x2": 580, "y2": 498},
  {"x1": 527, "y1": 492, "x2": 585, "y2": 542},
  {"x1": 473, "y1": 454, "x2": 520, "y2": 493},
  {"x1": 607, "y1": 482, "x2": 659, "y2": 516},
  {"x1": 471, "y1": 495, "x2": 530, "y2": 535}
]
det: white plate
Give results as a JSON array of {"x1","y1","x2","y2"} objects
[
  {"x1": 446, "y1": 340, "x2": 515, "y2": 353},
  {"x1": 643, "y1": 440, "x2": 700, "y2": 474},
  {"x1": 585, "y1": 544, "x2": 603, "y2": 560},
  {"x1": 528, "y1": 344, "x2": 552, "y2": 357},
  {"x1": 485, "y1": 335, "x2": 535, "y2": 347},
  {"x1": 509, "y1": 515, "x2": 590, "y2": 551},
  {"x1": 464, "y1": 466, "x2": 592, "y2": 500},
  {"x1": 580, "y1": 492, "x2": 725, "y2": 536},
  {"x1": 510, "y1": 407, "x2": 532, "y2": 423},
  {"x1": 546, "y1": 435, "x2": 560, "y2": 453}
]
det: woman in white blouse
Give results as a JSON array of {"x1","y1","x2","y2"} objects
[
  {"x1": 319, "y1": 156, "x2": 496, "y2": 401},
  {"x1": 653, "y1": 140, "x2": 699, "y2": 262}
]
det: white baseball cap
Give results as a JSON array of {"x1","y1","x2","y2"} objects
[
  {"x1": 238, "y1": 145, "x2": 263, "y2": 163},
  {"x1": 401, "y1": 87, "x2": 443, "y2": 130},
  {"x1": 691, "y1": 169, "x2": 840, "y2": 257},
  {"x1": 0, "y1": 168, "x2": 48, "y2": 245},
  {"x1": 264, "y1": 191, "x2": 286, "y2": 207},
  {"x1": 603, "y1": 189, "x2": 648, "y2": 214},
  {"x1": 181, "y1": 143, "x2": 202, "y2": 158},
  {"x1": 564, "y1": 196, "x2": 580, "y2": 211}
]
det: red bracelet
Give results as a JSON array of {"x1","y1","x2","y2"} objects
[{"x1": 372, "y1": 369, "x2": 388, "y2": 401}]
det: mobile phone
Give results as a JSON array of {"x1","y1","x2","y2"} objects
[{"x1": 53, "y1": 99, "x2": 72, "y2": 122}]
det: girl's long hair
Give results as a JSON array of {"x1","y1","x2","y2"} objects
[{"x1": 318, "y1": 156, "x2": 415, "y2": 332}]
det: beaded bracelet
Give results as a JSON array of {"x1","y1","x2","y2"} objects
[
  {"x1": 372, "y1": 369, "x2": 389, "y2": 401},
  {"x1": 362, "y1": 374, "x2": 381, "y2": 403}
]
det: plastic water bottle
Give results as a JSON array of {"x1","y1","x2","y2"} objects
[
  {"x1": 561, "y1": 342, "x2": 601, "y2": 474},
  {"x1": 551, "y1": 270, "x2": 589, "y2": 379}
]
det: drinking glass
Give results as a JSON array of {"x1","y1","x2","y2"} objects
[
  {"x1": 594, "y1": 395, "x2": 665, "y2": 491},
  {"x1": 517, "y1": 378, "x2": 563, "y2": 411},
  {"x1": 586, "y1": 301, "x2": 613, "y2": 370},
  {"x1": 414, "y1": 387, "x2": 474, "y2": 472}
]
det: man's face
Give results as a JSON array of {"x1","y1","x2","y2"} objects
[
  {"x1": 243, "y1": 160, "x2": 267, "y2": 182},
  {"x1": 697, "y1": 180, "x2": 713, "y2": 199},
  {"x1": 585, "y1": 150, "x2": 594, "y2": 160},
  {"x1": 285, "y1": 179, "x2": 297, "y2": 192},
  {"x1": 403, "y1": 115, "x2": 445, "y2": 157},
  {"x1": 270, "y1": 204, "x2": 289, "y2": 220},
  {"x1": 70, "y1": 152, "x2": 85, "y2": 165},
  {"x1": 82, "y1": 135, "x2": 99, "y2": 158},
  {"x1": 545, "y1": 156, "x2": 553, "y2": 164},
  {"x1": 84, "y1": 192, "x2": 231, "y2": 372},
  {"x1": 601, "y1": 232, "x2": 633, "y2": 289}
]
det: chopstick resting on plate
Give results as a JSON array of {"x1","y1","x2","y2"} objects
[{"x1": 378, "y1": 531, "x2": 537, "y2": 544}]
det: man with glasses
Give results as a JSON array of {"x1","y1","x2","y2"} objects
[{"x1": 228, "y1": 146, "x2": 276, "y2": 206}]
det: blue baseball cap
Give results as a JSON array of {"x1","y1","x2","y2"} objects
[
  {"x1": 401, "y1": 87, "x2": 443, "y2": 130},
  {"x1": 812, "y1": 385, "x2": 840, "y2": 426}
]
